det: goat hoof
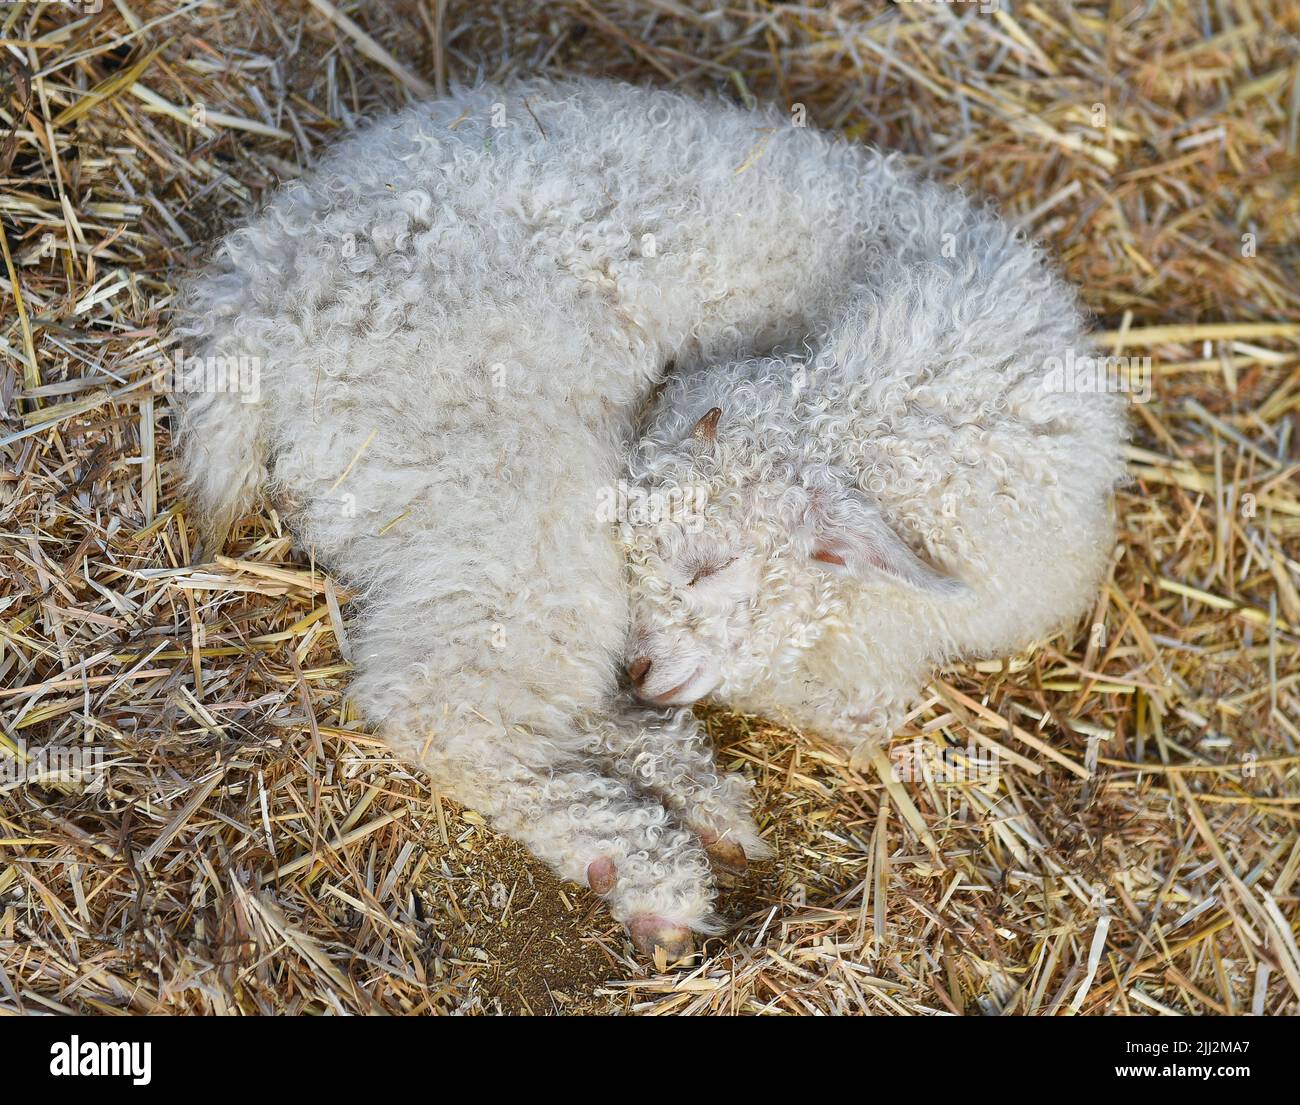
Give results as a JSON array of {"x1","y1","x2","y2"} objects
[
  {"x1": 587, "y1": 857, "x2": 616, "y2": 896},
  {"x1": 629, "y1": 916, "x2": 695, "y2": 965},
  {"x1": 706, "y1": 838, "x2": 748, "y2": 874}
]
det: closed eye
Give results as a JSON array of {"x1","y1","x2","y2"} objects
[{"x1": 687, "y1": 557, "x2": 739, "y2": 587}]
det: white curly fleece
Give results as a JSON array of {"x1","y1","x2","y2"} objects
[
  {"x1": 174, "y1": 78, "x2": 1123, "y2": 943},
  {"x1": 620, "y1": 249, "x2": 1126, "y2": 744}
]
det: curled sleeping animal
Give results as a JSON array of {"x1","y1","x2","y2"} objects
[{"x1": 175, "y1": 78, "x2": 1123, "y2": 960}]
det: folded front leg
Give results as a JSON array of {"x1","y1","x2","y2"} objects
[
  {"x1": 388, "y1": 707, "x2": 718, "y2": 963},
  {"x1": 585, "y1": 691, "x2": 771, "y2": 872}
]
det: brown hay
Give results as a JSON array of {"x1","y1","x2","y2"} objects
[{"x1": 1, "y1": 0, "x2": 1297, "y2": 1015}]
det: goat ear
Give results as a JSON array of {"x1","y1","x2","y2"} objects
[
  {"x1": 690, "y1": 407, "x2": 722, "y2": 444},
  {"x1": 807, "y1": 490, "x2": 968, "y2": 597}
]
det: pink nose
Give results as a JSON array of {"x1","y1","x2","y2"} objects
[{"x1": 626, "y1": 657, "x2": 652, "y2": 687}]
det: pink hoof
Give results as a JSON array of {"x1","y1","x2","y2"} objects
[
  {"x1": 695, "y1": 827, "x2": 748, "y2": 874},
  {"x1": 587, "y1": 857, "x2": 617, "y2": 896},
  {"x1": 628, "y1": 916, "x2": 696, "y2": 964},
  {"x1": 705, "y1": 838, "x2": 748, "y2": 874}
]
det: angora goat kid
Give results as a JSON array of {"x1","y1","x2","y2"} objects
[
  {"x1": 620, "y1": 252, "x2": 1127, "y2": 755},
  {"x1": 175, "y1": 77, "x2": 1121, "y2": 960}
]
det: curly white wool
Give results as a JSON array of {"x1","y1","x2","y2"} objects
[
  {"x1": 174, "y1": 77, "x2": 1118, "y2": 945},
  {"x1": 620, "y1": 228, "x2": 1127, "y2": 747}
]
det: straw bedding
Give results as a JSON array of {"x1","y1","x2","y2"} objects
[{"x1": 1, "y1": 0, "x2": 1297, "y2": 1015}]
